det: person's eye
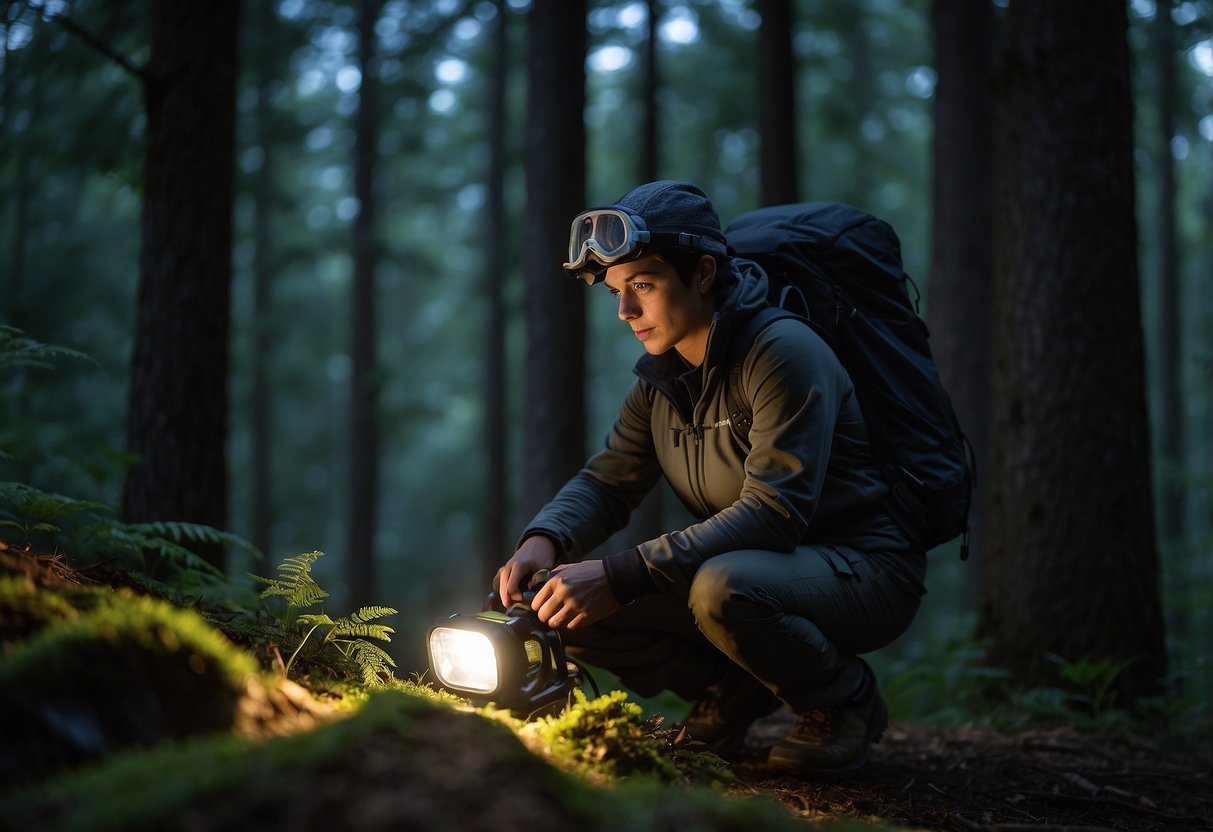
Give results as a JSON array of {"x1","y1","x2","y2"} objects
[{"x1": 631, "y1": 282, "x2": 651, "y2": 293}]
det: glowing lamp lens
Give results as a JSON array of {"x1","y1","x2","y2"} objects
[{"x1": 429, "y1": 626, "x2": 499, "y2": 693}]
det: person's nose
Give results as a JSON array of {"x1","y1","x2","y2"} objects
[{"x1": 617, "y1": 291, "x2": 639, "y2": 322}]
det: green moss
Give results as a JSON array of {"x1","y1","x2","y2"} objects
[
  {"x1": 0, "y1": 573, "x2": 81, "y2": 642},
  {"x1": 1, "y1": 587, "x2": 257, "y2": 685},
  {"x1": 6, "y1": 690, "x2": 806, "y2": 832},
  {"x1": 0, "y1": 559, "x2": 820, "y2": 830},
  {"x1": 511, "y1": 689, "x2": 733, "y2": 786},
  {"x1": 0, "y1": 588, "x2": 261, "y2": 785}
]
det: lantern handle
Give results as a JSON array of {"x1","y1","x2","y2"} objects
[{"x1": 484, "y1": 568, "x2": 551, "y2": 614}]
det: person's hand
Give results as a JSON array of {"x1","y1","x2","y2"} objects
[
  {"x1": 495, "y1": 535, "x2": 558, "y2": 608},
  {"x1": 531, "y1": 560, "x2": 620, "y2": 630}
]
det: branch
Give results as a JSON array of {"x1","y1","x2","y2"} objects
[{"x1": 49, "y1": 11, "x2": 145, "y2": 80}]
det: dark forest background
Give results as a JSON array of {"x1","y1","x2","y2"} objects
[{"x1": 2, "y1": 0, "x2": 1210, "y2": 714}]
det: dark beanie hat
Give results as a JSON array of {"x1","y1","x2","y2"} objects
[{"x1": 613, "y1": 180, "x2": 729, "y2": 256}]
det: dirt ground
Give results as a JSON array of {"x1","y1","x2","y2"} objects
[{"x1": 730, "y1": 710, "x2": 1213, "y2": 830}]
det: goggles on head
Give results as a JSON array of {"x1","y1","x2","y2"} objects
[{"x1": 562, "y1": 207, "x2": 651, "y2": 285}]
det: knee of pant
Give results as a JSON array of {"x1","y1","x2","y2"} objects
[{"x1": 688, "y1": 555, "x2": 761, "y2": 624}]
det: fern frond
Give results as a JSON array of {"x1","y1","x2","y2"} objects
[
  {"x1": 0, "y1": 326, "x2": 97, "y2": 372},
  {"x1": 0, "y1": 482, "x2": 109, "y2": 526},
  {"x1": 97, "y1": 525, "x2": 225, "y2": 578},
  {"x1": 252, "y1": 551, "x2": 329, "y2": 608},
  {"x1": 332, "y1": 620, "x2": 395, "y2": 642},
  {"x1": 329, "y1": 606, "x2": 397, "y2": 641},
  {"x1": 345, "y1": 639, "x2": 397, "y2": 686},
  {"x1": 255, "y1": 578, "x2": 328, "y2": 608},
  {"x1": 127, "y1": 520, "x2": 263, "y2": 562}
]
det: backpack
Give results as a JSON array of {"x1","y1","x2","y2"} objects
[{"x1": 722, "y1": 202, "x2": 973, "y2": 558}]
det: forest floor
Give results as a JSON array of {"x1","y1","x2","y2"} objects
[
  {"x1": 4, "y1": 542, "x2": 1211, "y2": 832},
  {"x1": 729, "y1": 711, "x2": 1213, "y2": 831}
]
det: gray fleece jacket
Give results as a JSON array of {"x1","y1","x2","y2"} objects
[{"x1": 521, "y1": 260, "x2": 915, "y2": 602}]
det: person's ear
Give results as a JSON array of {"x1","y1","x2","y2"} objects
[{"x1": 695, "y1": 255, "x2": 716, "y2": 295}]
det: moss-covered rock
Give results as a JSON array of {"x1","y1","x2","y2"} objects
[
  {"x1": 0, "y1": 586, "x2": 276, "y2": 784},
  {"x1": 5, "y1": 691, "x2": 806, "y2": 832}
]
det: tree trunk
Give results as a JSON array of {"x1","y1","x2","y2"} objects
[
  {"x1": 346, "y1": 0, "x2": 383, "y2": 607},
  {"x1": 1152, "y1": 0, "x2": 1183, "y2": 550},
  {"x1": 928, "y1": 0, "x2": 994, "y2": 604},
  {"x1": 481, "y1": 0, "x2": 510, "y2": 585},
  {"x1": 249, "y1": 0, "x2": 277, "y2": 559},
  {"x1": 757, "y1": 0, "x2": 798, "y2": 206},
  {"x1": 520, "y1": 0, "x2": 587, "y2": 523},
  {"x1": 123, "y1": 1, "x2": 240, "y2": 571},
  {"x1": 981, "y1": 0, "x2": 1165, "y2": 702}
]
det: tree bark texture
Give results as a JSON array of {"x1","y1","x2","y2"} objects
[
  {"x1": 982, "y1": 0, "x2": 1165, "y2": 701},
  {"x1": 123, "y1": 1, "x2": 240, "y2": 571},
  {"x1": 757, "y1": 0, "x2": 798, "y2": 206},
  {"x1": 928, "y1": 0, "x2": 994, "y2": 602},
  {"x1": 520, "y1": 0, "x2": 587, "y2": 523}
]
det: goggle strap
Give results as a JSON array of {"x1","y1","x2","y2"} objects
[{"x1": 649, "y1": 230, "x2": 727, "y2": 255}]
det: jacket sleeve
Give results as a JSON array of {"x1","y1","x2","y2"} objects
[
  {"x1": 636, "y1": 320, "x2": 852, "y2": 596},
  {"x1": 517, "y1": 379, "x2": 663, "y2": 561}
]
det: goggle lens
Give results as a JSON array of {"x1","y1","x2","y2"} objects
[
  {"x1": 564, "y1": 209, "x2": 649, "y2": 283},
  {"x1": 573, "y1": 213, "x2": 628, "y2": 258}
]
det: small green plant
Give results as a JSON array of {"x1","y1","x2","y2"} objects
[
  {"x1": 1046, "y1": 652, "x2": 1137, "y2": 719},
  {"x1": 0, "y1": 482, "x2": 108, "y2": 544},
  {"x1": 252, "y1": 550, "x2": 398, "y2": 686}
]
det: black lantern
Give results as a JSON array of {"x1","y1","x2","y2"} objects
[{"x1": 426, "y1": 584, "x2": 580, "y2": 718}]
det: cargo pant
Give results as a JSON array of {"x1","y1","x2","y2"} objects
[{"x1": 562, "y1": 545, "x2": 926, "y2": 713}]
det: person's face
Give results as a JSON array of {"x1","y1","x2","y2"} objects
[{"x1": 602, "y1": 253, "x2": 716, "y2": 365}]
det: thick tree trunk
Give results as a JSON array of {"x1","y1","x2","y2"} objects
[
  {"x1": 123, "y1": 1, "x2": 240, "y2": 571},
  {"x1": 982, "y1": 0, "x2": 1165, "y2": 702},
  {"x1": 520, "y1": 0, "x2": 587, "y2": 523},
  {"x1": 928, "y1": 0, "x2": 994, "y2": 603},
  {"x1": 346, "y1": 0, "x2": 382, "y2": 607},
  {"x1": 757, "y1": 0, "x2": 798, "y2": 206}
]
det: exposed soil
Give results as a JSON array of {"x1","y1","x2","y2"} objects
[{"x1": 730, "y1": 710, "x2": 1213, "y2": 830}]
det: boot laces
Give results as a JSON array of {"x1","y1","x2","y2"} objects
[{"x1": 795, "y1": 707, "x2": 842, "y2": 746}]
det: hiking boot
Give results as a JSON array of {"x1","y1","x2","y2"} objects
[
  {"x1": 673, "y1": 667, "x2": 781, "y2": 759},
  {"x1": 767, "y1": 677, "x2": 888, "y2": 776}
]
